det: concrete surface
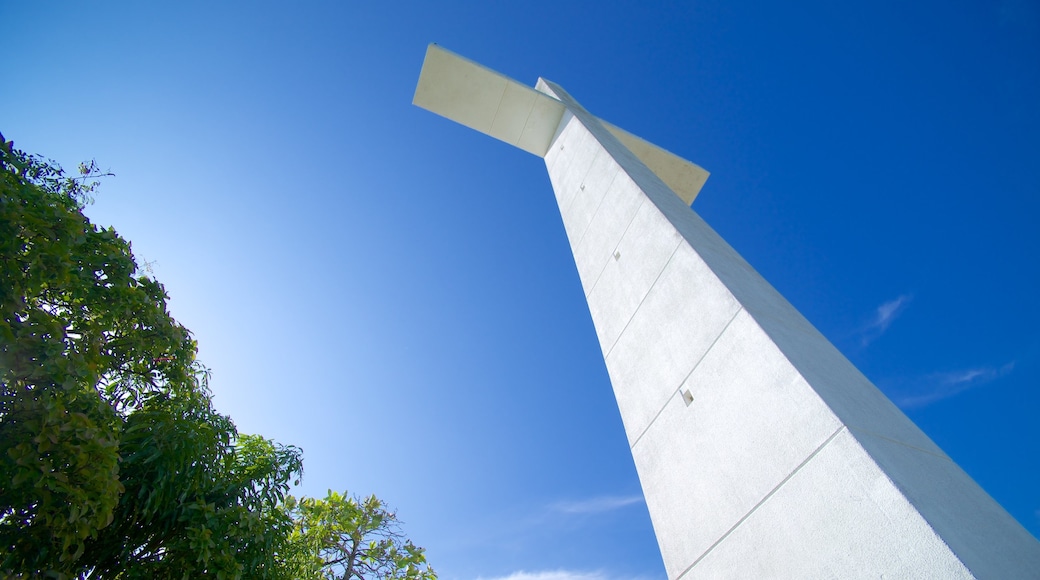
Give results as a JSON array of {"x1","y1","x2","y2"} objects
[
  {"x1": 414, "y1": 46, "x2": 1040, "y2": 579},
  {"x1": 413, "y1": 44, "x2": 709, "y2": 204}
]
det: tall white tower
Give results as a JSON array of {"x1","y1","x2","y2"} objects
[{"x1": 413, "y1": 44, "x2": 1040, "y2": 579}]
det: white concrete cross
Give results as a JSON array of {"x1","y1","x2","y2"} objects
[{"x1": 414, "y1": 44, "x2": 1040, "y2": 579}]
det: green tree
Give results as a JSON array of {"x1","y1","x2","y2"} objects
[
  {"x1": 289, "y1": 491, "x2": 436, "y2": 580},
  {"x1": 0, "y1": 135, "x2": 437, "y2": 579},
  {"x1": 0, "y1": 134, "x2": 303, "y2": 579}
]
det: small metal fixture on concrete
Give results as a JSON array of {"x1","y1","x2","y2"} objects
[{"x1": 413, "y1": 43, "x2": 1040, "y2": 579}]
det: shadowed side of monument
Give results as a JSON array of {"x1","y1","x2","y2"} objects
[{"x1": 413, "y1": 43, "x2": 1040, "y2": 579}]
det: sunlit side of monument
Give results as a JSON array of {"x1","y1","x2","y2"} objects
[{"x1": 413, "y1": 44, "x2": 1040, "y2": 578}]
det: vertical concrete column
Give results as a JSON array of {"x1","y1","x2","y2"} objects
[
  {"x1": 411, "y1": 45, "x2": 1039, "y2": 577},
  {"x1": 537, "y1": 79, "x2": 1039, "y2": 579}
]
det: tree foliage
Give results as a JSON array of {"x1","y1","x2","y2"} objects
[
  {"x1": 0, "y1": 135, "x2": 435, "y2": 579},
  {"x1": 289, "y1": 491, "x2": 436, "y2": 580},
  {"x1": 0, "y1": 134, "x2": 303, "y2": 579}
]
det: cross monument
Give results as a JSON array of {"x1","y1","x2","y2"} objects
[{"x1": 412, "y1": 44, "x2": 1040, "y2": 579}]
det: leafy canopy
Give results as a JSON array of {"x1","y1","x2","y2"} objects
[
  {"x1": 289, "y1": 491, "x2": 437, "y2": 580},
  {"x1": 0, "y1": 134, "x2": 302, "y2": 579},
  {"x1": 0, "y1": 135, "x2": 435, "y2": 579}
]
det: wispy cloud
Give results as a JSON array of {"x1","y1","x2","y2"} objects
[
  {"x1": 477, "y1": 570, "x2": 654, "y2": 580},
  {"x1": 892, "y1": 361, "x2": 1016, "y2": 408},
  {"x1": 477, "y1": 570, "x2": 609, "y2": 580},
  {"x1": 446, "y1": 494, "x2": 649, "y2": 565},
  {"x1": 549, "y1": 495, "x2": 644, "y2": 515},
  {"x1": 860, "y1": 294, "x2": 912, "y2": 346}
]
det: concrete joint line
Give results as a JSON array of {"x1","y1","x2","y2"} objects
[
  {"x1": 514, "y1": 96, "x2": 541, "y2": 150},
  {"x1": 845, "y1": 425, "x2": 953, "y2": 462},
  {"x1": 603, "y1": 239, "x2": 683, "y2": 360},
  {"x1": 676, "y1": 425, "x2": 848, "y2": 580},
  {"x1": 561, "y1": 146, "x2": 609, "y2": 216},
  {"x1": 674, "y1": 305, "x2": 744, "y2": 394},
  {"x1": 629, "y1": 305, "x2": 744, "y2": 451},
  {"x1": 488, "y1": 82, "x2": 510, "y2": 141},
  {"x1": 583, "y1": 197, "x2": 652, "y2": 300},
  {"x1": 571, "y1": 166, "x2": 624, "y2": 264}
]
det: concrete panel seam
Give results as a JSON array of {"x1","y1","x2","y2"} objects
[
  {"x1": 550, "y1": 113, "x2": 593, "y2": 182},
  {"x1": 603, "y1": 240, "x2": 683, "y2": 359},
  {"x1": 581, "y1": 198, "x2": 655, "y2": 301},
  {"x1": 488, "y1": 83, "x2": 511, "y2": 140},
  {"x1": 543, "y1": 110, "x2": 573, "y2": 175},
  {"x1": 515, "y1": 96, "x2": 542, "y2": 149},
  {"x1": 845, "y1": 425, "x2": 952, "y2": 462},
  {"x1": 629, "y1": 305, "x2": 745, "y2": 451},
  {"x1": 546, "y1": 108, "x2": 570, "y2": 154},
  {"x1": 675, "y1": 425, "x2": 848, "y2": 580},
  {"x1": 570, "y1": 163, "x2": 624, "y2": 253},
  {"x1": 545, "y1": 80, "x2": 677, "y2": 209},
  {"x1": 562, "y1": 147, "x2": 610, "y2": 216}
]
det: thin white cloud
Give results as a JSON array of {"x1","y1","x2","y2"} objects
[
  {"x1": 550, "y1": 495, "x2": 644, "y2": 515},
  {"x1": 477, "y1": 571, "x2": 608, "y2": 580},
  {"x1": 477, "y1": 570, "x2": 655, "y2": 580},
  {"x1": 860, "y1": 294, "x2": 912, "y2": 346},
  {"x1": 894, "y1": 361, "x2": 1015, "y2": 408}
]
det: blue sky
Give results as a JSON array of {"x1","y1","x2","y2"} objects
[{"x1": 2, "y1": 1, "x2": 1038, "y2": 578}]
